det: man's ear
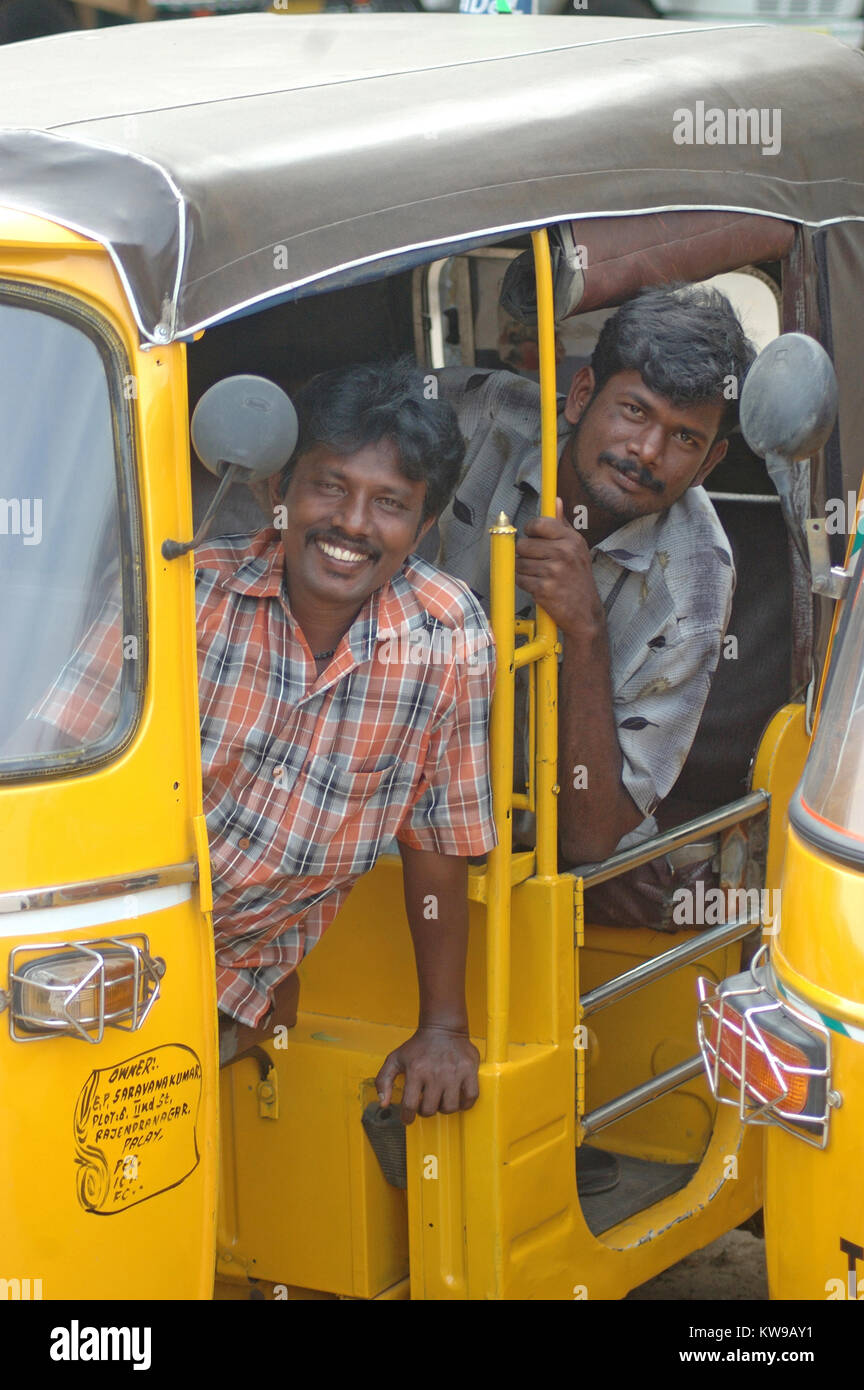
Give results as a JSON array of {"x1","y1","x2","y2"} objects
[
  {"x1": 563, "y1": 365, "x2": 596, "y2": 426},
  {"x1": 414, "y1": 514, "x2": 436, "y2": 545},
  {"x1": 267, "y1": 473, "x2": 284, "y2": 509},
  {"x1": 692, "y1": 436, "x2": 728, "y2": 489}
]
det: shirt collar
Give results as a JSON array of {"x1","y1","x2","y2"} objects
[
  {"x1": 221, "y1": 527, "x2": 286, "y2": 599},
  {"x1": 514, "y1": 404, "x2": 570, "y2": 490},
  {"x1": 221, "y1": 526, "x2": 396, "y2": 666},
  {"x1": 592, "y1": 511, "x2": 666, "y2": 574}
]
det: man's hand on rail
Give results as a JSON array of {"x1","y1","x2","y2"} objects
[{"x1": 376, "y1": 1026, "x2": 481, "y2": 1125}]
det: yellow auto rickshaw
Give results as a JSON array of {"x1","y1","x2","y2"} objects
[{"x1": 1, "y1": 13, "x2": 863, "y2": 1302}]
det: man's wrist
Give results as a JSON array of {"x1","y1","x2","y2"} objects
[
  {"x1": 417, "y1": 1016, "x2": 470, "y2": 1035},
  {"x1": 559, "y1": 614, "x2": 608, "y2": 651}
]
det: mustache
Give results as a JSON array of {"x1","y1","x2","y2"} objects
[
  {"x1": 599, "y1": 451, "x2": 666, "y2": 495},
  {"x1": 307, "y1": 527, "x2": 380, "y2": 560}
]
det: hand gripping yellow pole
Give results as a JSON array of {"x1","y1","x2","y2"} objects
[{"x1": 531, "y1": 227, "x2": 560, "y2": 880}]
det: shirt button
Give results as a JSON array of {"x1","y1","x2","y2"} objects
[
  {"x1": 238, "y1": 837, "x2": 251, "y2": 850},
  {"x1": 273, "y1": 764, "x2": 285, "y2": 780}
]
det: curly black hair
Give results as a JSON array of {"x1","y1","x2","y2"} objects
[
  {"x1": 278, "y1": 358, "x2": 465, "y2": 523},
  {"x1": 590, "y1": 284, "x2": 757, "y2": 438}
]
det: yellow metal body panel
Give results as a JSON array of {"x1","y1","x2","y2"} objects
[
  {"x1": 774, "y1": 829, "x2": 864, "y2": 1029},
  {"x1": 218, "y1": 1016, "x2": 411, "y2": 1299},
  {"x1": 765, "y1": 828, "x2": 864, "y2": 1300},
  {"x1": 765, "y1": 1028, "x2": 864, "y2": 1300},
  {"x1": 0, "y1": 209, "x2": 218, "y2": 1299},
  {"x1": 221, "y1": 853, "x2": 768, "y2": 1299},
  {"x1": 751, "y1": 702, "x2": 811, "y2": 898}
]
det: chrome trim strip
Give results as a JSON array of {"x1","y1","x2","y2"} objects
[
  {"x1": 581, "y1": 1057, "x2": 704, "y2": 1140},
  {"x1": 569, "y1": 791, "x2": 769, "y2": 889},
  {"x1": 0, "y1": 861, "x2": 198, "y2": 916},
  {"x1": 706, "y1": 493, "x2": 780, "y2": 504},
  {"x1": 0, "y1": 883, "x2": 192, "y2": 940}
]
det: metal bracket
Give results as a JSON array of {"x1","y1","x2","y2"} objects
[
  {"x1": 805, "y1": 517, "x2": 852, "y2": 600},
  {"x1": 256, "y1": 1054, "x2": 279, "y2": 1120}
]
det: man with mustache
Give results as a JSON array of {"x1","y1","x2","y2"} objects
[{"x1": 427, "y1": 284, "x2": 756, "y2": 878}]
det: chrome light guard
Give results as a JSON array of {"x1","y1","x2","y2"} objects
[
  {"x1": 697, "y1": 945, "x2": 835, "y2": 1150},
  {"x1": 6, "y1": 934, "x2": 163, "y2": 1044}
]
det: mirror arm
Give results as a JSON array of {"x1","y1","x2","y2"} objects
[{"x1": 162, "y1": 462, "x2": 249, "y2": 560}]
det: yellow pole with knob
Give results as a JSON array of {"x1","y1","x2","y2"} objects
[{"x1": 531, "y1": 227, "x2": 560, "y2": 880}]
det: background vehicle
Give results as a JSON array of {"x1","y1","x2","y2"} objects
[
  {"x1": 699, "y1": 403, "x2": 864, "y2": 1302},
  {"x1": 1, "y1": 15, "x2": 862, "y2": 1299}
]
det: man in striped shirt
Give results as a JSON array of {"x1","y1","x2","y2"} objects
[{"x1": 424, "y1": 285, "x2": 756, "y2": 915}]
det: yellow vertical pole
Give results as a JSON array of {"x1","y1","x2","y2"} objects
[
  {"x1": 486, "y1": 512, "x2": 517, "y2": 1065},
  {"x1": 531, "y1": 228, "x2": 560, "y2": 879}
]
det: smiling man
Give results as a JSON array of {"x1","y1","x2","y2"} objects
[
  {"x1": 427, "y1": 284, "x2": 756, "y2": 875},
  {"x1": 23, "y1": 361, "x2": 495, "y2": 1119},
  {"x1": 192, "y1": 360, "x2": 497, "y2": 1119}
]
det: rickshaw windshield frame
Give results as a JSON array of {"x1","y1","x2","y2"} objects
[
  {"x1": 791, "y1": 543, "x2": 864, "y2": 867},
  {"x1": 0, "y1": 279, "x2": 146, "y2": 783}
]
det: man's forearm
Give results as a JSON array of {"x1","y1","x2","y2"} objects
[
  {"x1": 399, "y1": 843, "x2": 470, "y2": 1030},
  {"x1": 557, "y1": 628, "x2": 644, "y2": 864},
  {"x1": 376, "y1": 844, "x2": 479, "y2": 1121}
]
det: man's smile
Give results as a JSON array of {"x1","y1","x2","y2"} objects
[
  {"x1": 316, "y1": 538, "x2": 370, "y2": 565},
  {"x1": 309, "y1": 530, "x2": 381, "y2": 571}
]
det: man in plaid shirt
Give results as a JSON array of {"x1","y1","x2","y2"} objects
[{"x1": 28, "y1": 361, "x2": 497, "y2": 1122}]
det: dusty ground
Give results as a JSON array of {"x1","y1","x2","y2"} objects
[{"x1": 628, "y1": 1229, "x2": 768, "y2": 1300}]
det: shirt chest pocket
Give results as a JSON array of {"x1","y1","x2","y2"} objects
[{"x1": 276, "y1": 752, "x2": 415, "y2": 877}]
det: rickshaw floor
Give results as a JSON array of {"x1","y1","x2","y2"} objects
[{"x1": 581, "y1": 1153, "x2": 698, "y2": 1236}]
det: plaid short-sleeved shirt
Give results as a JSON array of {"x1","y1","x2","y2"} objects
[
  {"x1": 31, "y1": 528, "x2": 497, "y2": 1026},
  {"x1": 421, "y1": 368, "x2": 735, "y2": 837}
]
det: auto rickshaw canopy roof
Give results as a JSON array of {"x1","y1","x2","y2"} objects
[{"x1": 0, "y1": 14, "x2": 862, "y2": 343}]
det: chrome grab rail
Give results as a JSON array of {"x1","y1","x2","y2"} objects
[
  {"x1": 572, "y1": 791, "x2": 770, "y2": 1135},
  {"x1": 581, "y1": 915, "x2": 760, "y2": 1019},
  {"x1": 581, "y1": 1057, "x2": 704, "y2": 1139},
  {"x1": 567, "y1": 791, "x2": 768, "y2": 890}
]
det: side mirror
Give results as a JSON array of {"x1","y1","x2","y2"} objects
[
  {"x1": 163, "y1": 376, "x2": 298, "y2": 560},
  {"x1": 739, "y1": 333, "x2": 843, "y2": 594},
  {"x1": 740, "y1": 332, "x2": 837, "y2": 463}
]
